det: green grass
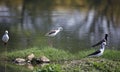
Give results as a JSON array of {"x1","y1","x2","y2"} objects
[
  {"x1": 33, "y1": 64, "x2": 62, "y2": 72},
  {"x1": 63, "y1": 58, "x2": 120, "y2": 72},
  {"x1": 102, "y1": 49, "x2": 120, "y2": 60},
  {"x1": 1, "y1": 46, "x2": 120, "y2": 72},
  {"x1": 2, "y1": 47, "x2": 120, "y2": 61},
  {"x1": 4, "y1": 47, "x2": 74, "y2": 61}
]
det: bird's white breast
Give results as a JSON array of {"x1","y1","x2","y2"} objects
[{"x1": 2, "y1": 34, "x2": 9, "y2": 42}]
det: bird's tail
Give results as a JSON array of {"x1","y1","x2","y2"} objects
[{"x1": 83, "y1": 54, "x2": 90, "y2": 58}]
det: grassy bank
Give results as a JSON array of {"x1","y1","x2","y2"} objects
[
  {"x1": 2, "y1": 46, "x2": 120, "y2": 60},
  {"x1": 1, "y1": 46, "x2": 120, "y2": 72},
  {"x1": 4, "y1": 47, "x2": 74, "y2": 61},
  {"x1": 62, "y1": 58, "x2": 120, "y2": 72}
]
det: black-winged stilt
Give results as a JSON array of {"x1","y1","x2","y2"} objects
[
  {"x1": 45, "y1": 27, "x2": 63, "y2": 37},
  {"x1": 88, "y1": 34, "x2": 108, "y2": 57},
  {"x1": 2, "y1": 30, "x2": 9, "y2": 45},
  {"x1": 91, "y1": 34, "x2": 108, "y2": 47},
  {"x1": 88, "y1": 41, "x2": 107, "y2": 57},
  {"x1": 2, "y1": 30, "x2": 9, "y2": 72}
]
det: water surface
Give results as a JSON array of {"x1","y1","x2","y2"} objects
[{"x1": 0, "y1": 0, "x2": 120, "y2": 72}]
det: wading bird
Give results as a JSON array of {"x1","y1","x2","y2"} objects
[
  {"x1": 88, "y1": 34, "x2": 108, "y2": 57},
  {"x1": 45, "y1": 27, "x2": 63, "y2": 47},
  {"x1": 45, "y1": 27, "x2": 63, "y2": 37},
  {"x1": 91, "y1": 34, "x2": 108, "y2": 47},
  {"x1": 88, "y1": 41, "x2": 107, "y2": 57},
  {"x1": 2, "y1": 30, "x2": 9, "y2": 45}
]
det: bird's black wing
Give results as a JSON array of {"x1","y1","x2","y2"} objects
[
  {"x1": 92, "y1": 34, "x2": 108, "y2": 47},
  {"x1": 88, "y1": 50, "x2": 101, "y2": 56},
  {"x1": 91, "y1": 40, "x2": 104, "y2": 47},
  {"x1": 48, "y1": 30, "x2": 56, "y2": 35}
]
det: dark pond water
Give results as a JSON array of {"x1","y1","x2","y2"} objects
[{"x1": 0, "y1": 0, "x2": 120, "y2": 72}]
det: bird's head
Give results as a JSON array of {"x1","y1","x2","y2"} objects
[
  {"x1": 58, "y1": 27, "x2": 63, "y2": 31},
  {"x1": 105, "y1": 34, "x2": 108, "y2": 41},
  {"x1": 5, "y1": 30, "x2": 8, "y2": 34}
]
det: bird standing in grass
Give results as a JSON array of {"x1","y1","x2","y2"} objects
[
  {"x1": 45, "y1": 27, "x2": 63, "y2": 37},
  {"x1": 91, "y1": 34, "x2": 108, "y2": 47},
  {"x1": 2, "y1": 30, "x2": 9, "y2": 45},
  {"x1": 88, "y1": 41, "x2": 107, "y2": 57},
  {"x1": 2, "y1": 30, "x2": 9, "y2": 72},
  {"x1": 87, "y1": 34, "x2": 108, "y2": 57}
]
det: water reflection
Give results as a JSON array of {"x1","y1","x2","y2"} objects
[
  {"x1": 0, "y1": 0, "x2": 120, "y2": 71},
  {"x1": 0, "y1": 0, "x2": 120, "y2": 51}
]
